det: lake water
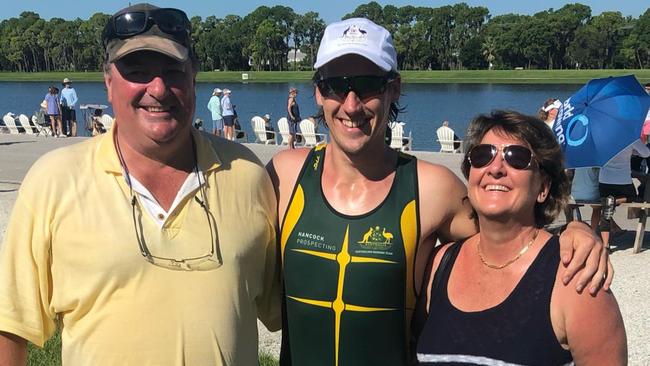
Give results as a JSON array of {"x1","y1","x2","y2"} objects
[{"x1": 0, "y1": 81, "x2": 578, "y2": 151}]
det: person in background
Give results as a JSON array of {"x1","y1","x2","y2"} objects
[
  {"x1": 599, "y1": 140, "x2": 650, "y2": 248},
  {"x1": 267, "y1": 18, "x2": 610, "y2": 366},
  {"x1": 221, "y1": 88, "x2": 235, "y2": 140},
  {"x1": 571, "y1": 167, "x2": 602, "y2": 234},
  {"x1": 632, "y1": 82, "x2": 650, "y2": 198},
  {"x1": 439, "y1": 120, "x2": 461, "y2": 151},
  {"x1": 0, "y1": 3, "x2": 280, "y2": 365},
  {"x1": 91, "y1": 108, "x2": 106, "y2": 136},
  {"x1": 262, "y1": 113, "x2": 276, "y2": 140},
  {"x1": 232, "y1": 104, "x2": 246, "y2": 141},
  {"x1": 286, "y1": 87, "x2": 301, "y2": 149},
  {"x1": 416, "y1": 111, "x2": 626, "y2": 365},
  {"x1": 540, "y1": 98, "x2": 575, "y2": 222},
  {"x1": 539, "y1": 98, "x2": 562, "y2": 130},
  {"x1": 60, "y1": 77, "x2": 79, "y2": 137},
  {"x1": 206, "y1": 87, "x2": 223, "y2": 136},
  {"x1": 44, "y1": 85, "x2": 62, "y2": 137}
]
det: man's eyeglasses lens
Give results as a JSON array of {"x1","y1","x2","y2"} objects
[
  {"x1": 318, "y1": 75, "x2": 392, "y2": 100},
  {"x1": 113, "y1": 8, "x2": 189, "y2": 37},
  {"x1": 468, "y1": 144, "x2": 534, "y2": 170}
]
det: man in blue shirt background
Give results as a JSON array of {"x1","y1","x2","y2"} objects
[{"x1": 60, "y1": 77, "x2": 79, "y2": 136}]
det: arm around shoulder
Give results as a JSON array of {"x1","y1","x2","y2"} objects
[{"x1": 417, "y1": 161, "x2": 476, "y2": 244}]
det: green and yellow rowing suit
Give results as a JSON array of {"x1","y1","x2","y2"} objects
[{"x1": 280, "y1": 145, "x2": 420, "y2": 366}]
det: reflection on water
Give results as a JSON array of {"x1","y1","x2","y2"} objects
[{"x1": 0, "y1": 81, "x2": 578, "y2": 151}]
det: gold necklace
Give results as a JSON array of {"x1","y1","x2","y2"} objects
[{"x1": 476, "y1": 229, "x2": 540, "y2": 270}]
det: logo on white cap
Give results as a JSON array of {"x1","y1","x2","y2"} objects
[{"x1": 339, "y1": 25, "x2": 368, "y2": 45}]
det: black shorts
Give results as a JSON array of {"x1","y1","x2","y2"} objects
[
  {"x1": 223, "y1": 115, "x2": 235, "y2": 127},
  {"x1": 62, "y1": 107, "x2": 76, "y2": 122},
  {"x1": 599, "y1": 183, "x2": 637, "y2": 203}
]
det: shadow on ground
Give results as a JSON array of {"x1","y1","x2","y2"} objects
[
  {"x1": 0, "y1": 140, "x2": 35, "y2": 146},
  {"x1": 609, "y1": 230, "x2": 648, "y2": 253}
]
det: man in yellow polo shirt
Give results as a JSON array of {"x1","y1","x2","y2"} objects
[{"x1": 0, "y1": 3, "x2": 280, "y2": 365}]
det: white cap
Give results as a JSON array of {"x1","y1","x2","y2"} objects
[
  {"x1": 213, "y1": 88, "x2": 222, "y2": 94},
  {"x1": 542, "y1": 100, "x2": 562, "y2": 112},
  {"x1": 223, "y1": 88, "x2": 231, "y2": 94},
  {"x1": 314, "y1": 18, "x2": 397, "y2": 72},
  {"x1": 264, "y1": 114, "x2": 271, "y2": 120}
]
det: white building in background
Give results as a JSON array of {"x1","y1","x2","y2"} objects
[
  {"x1": 246, "y1": 49, "x2": 307, "y2": 69},
  {"x1": 287, "y1": 49, "x2": 306, "y2": 64}
]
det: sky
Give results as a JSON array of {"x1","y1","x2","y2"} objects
[{"x1": 1, "y1": 0, "x2": 648, "y2": 23}]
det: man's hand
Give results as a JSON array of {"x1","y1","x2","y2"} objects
[{"x1": 558, "y1": 221, "x2": 613, "y2": 295}]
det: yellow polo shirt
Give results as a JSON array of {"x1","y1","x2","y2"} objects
[{"x1": 0, "y1": 128, "x2": 281, "y2": 365}]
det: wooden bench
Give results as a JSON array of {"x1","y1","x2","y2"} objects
[
  {"x1": 624, "y1": 203, "x2": 650, "y2": 253},
  {"x1": 567, "y1": 200, "x2": 650, "y2": 253}
]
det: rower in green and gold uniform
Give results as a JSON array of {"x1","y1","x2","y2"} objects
[{"x1": 280, "y1": 145, "x2": 419, "y2": 365}]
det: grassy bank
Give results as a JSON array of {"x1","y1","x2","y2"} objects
[
  {"x1": 1, "y1": 69, "x2": 649, "y2": 84},
  {"x1": 27, "y1": 328, "x2": 279, "y2": 365}
]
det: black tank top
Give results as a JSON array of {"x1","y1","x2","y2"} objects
[
  {"x1": 416, "y1": 236, "x2": 574, "y2": 366},
  {"x1": 280, "y1": 146, "x2": 420, "y2": 366},
  {"x1": 288, "y1": 99, "x2": 300, "y2": 123}
]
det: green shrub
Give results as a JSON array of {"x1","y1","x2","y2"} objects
[{"x1": 26, "y1": 328, "x2": 279, "y2": 365}]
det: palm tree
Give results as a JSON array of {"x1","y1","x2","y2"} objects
[{"x1": 482, "y1": 36, "x2": 497, "y2": 69}]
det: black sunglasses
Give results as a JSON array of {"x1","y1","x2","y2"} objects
[
  {"x1": 104, "y1": 8, "x2": 190, "y2": 44},
  {"x1": 468, "y1": 144, "x2": 536, "y2": 170},
  {"x1": 316, "y1": 75, "x2": 395, "y2": 100}
]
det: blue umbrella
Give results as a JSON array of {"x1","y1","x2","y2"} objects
[{"x1": 552, "y1": 75, "x2": 650, "y2": 168}]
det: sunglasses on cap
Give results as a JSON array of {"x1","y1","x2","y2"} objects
[
  {"x1": 316, "y1": 74, "x2": 395, "y2": 101},
  {"x1": 468, "y1": 144, "x2": 536, "y2": 170},
  {"x1": 103, "y1": 8, "x2": 190, "y2": 44}
]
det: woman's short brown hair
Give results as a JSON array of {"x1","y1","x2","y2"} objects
[{"x1": 461, "y1": 110, "x2": 570, "y2": 227}]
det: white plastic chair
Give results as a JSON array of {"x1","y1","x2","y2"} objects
[
  {"x1": 436, "y1": 126, "x2": 461, "y2": 153},
  {"x1": 277, "y1": 117, "x2": 291, "y2": 146},
  {"x1": 389, "y1": 122, "x2": 412, "y2": 151},
  {"x1": 277, "y1": 117, "x2": 304, "y2": 146},
  {"x1": 101, "y1": 114, "x2": 114, "y2": 130},
  {"x1": 2, "y1": 113, "x2": 21, "y2": 134},
  {"x1": 299, "y1": 119, "x2": 326, "y2": 147},
  {"x1": 32, "y1": 112, "x2": 52, "y2": 137},
  {"x1": 251, "y1": 116, "x2": 277, "y2": 144},
  {"x1": 18, "y1": 114, "x2": 38, "y2": 135}
]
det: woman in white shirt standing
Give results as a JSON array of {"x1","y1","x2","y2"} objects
[
  {"x1": 599, "y1": 140, "x2": 650, "y2": 247},
  {"x1": 538, "y1": 98, "x2": 562, "y2": 130}
]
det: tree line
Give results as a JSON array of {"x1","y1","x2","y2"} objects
[{"x1": 1, "y1": 2, "x2": 649, "y2": 73}]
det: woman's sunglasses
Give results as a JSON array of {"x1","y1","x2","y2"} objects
[
  {"x1": 104, "y1": 8, "x2": 190, "y2": 44},
  {"x1": 468, "y1": 144, "x2": 536, "y2": 170},
  {"x1": 316, "y1": 75, "x2": 395, "y2": 100}
]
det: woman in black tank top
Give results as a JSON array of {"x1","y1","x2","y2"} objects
[
  {"x1": 415, "y1": 111, "x2": 626, "y2": 365},
  {"x1": 286, "y1": 87, "x2": 301, "y2": 149}
]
